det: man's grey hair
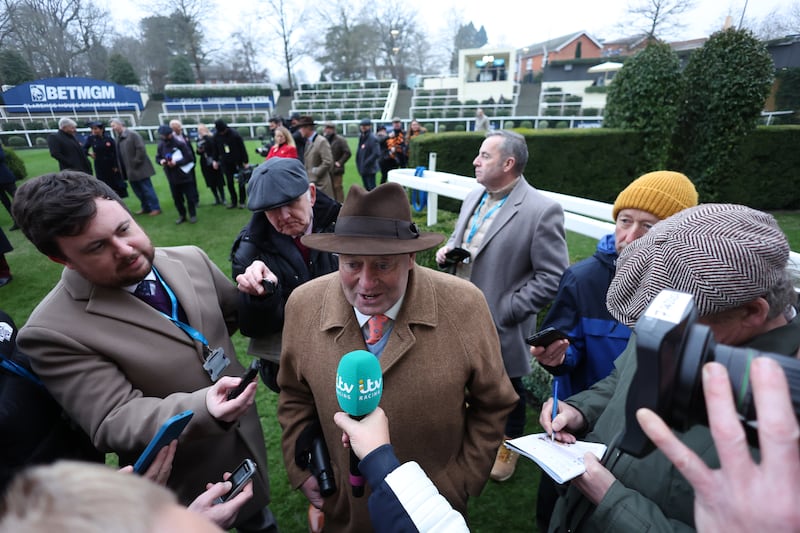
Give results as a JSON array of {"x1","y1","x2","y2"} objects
[
  {"x1": 58, "y1": 117, "x2": 77, "y2": 129},
  {"x1": 485, "y1": 130, "x2": 528, "y2": 174},
  {"x1": 109, "y1": 117, "x2": 125, "y2": 127},
  {"x1": 765, "y1": 272, "x2": 798, "y2": 320}
]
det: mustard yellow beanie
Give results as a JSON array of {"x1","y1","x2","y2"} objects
[{"x1": 612, "y1": 170, "x2": 699, "y2": 221}]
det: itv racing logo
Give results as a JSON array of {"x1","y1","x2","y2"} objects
[
  {"x1": 335, "y1": 374, "x2": 382, "y2": 402},
  {"x1": 29, "y1": 83, "x2": 116, "y2": 102}
]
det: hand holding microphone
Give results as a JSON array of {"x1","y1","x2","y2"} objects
[
  {"x1": 333, "y1": 408, "x2": 391, "y2": 460},
  {"x1": 335, "y1": 350, "x2": 383, "y2": 497}
]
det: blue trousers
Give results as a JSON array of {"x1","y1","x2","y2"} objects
[{"x1": 130, "y1": 178, "x2": 161, "y2": 212}]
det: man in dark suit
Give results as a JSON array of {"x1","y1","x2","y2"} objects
[
  {"x1": 47, "y1": 117, "x2": 92, "y2": 174},
  {"x1": 436, "y1": 129, "x2": 569, "y2": 482},
  {"x1": 212, "y1": 119, "x2": 249, "y2": 209},
  {"x1": 355, "y1": 118, "x2": 380, "y2": 191},
  {"x1": 12, "y1": 171, "x2": 279, "y2": 533}
]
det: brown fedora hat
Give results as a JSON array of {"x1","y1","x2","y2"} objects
[
  {"x1": 296, "y1": 115, "x2": 316, "y2": 128},
  {"x1": 302, "y1": 183, "x2": 444, "y2": 255}
]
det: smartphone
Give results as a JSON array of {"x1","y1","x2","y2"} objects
[
  {"x1": 226, "y1": 359, "x2": 261, "y2": 400},
  {"x1": 133, "y1": 410, "x2": 194, "y2": 474},
  {"x1": 214, "y1": 458, "x2": 257, "y2": 504},
  {"x1": 525, "y1": 327, "x2": 570, "y2": 347}
]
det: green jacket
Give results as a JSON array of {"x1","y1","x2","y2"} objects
[{"x1": 550, "y1": 315, "x2": 800, "y2": 533}]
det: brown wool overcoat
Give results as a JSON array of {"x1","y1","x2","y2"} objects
[
  {"x1": 278, "y1": 264, "x2": 519, "y2": 533},
  {"x1": 18, "y1": 246, "x2": 270, "y2": 521}
]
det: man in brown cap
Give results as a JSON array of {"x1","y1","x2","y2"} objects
[
  {"x1": 296, "y1": 116, "x2": 334, "y2": 199},
  {"x1": 323, "y1": 122, "x2": 351, "y2": 203},
  {"x1": 541, "y1": 203, "x2": 799, "y2": 532},
  {"x1": 277, "y1": 183, "x2": 518, "y2": 533}
]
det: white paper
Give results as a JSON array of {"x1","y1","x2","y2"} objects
[
  {"x1": 505, "y1": 433, "x2": 607, "y2": 484},
  {"x1": 170, "y1": 148, "x2": 184, "y2": 164}
]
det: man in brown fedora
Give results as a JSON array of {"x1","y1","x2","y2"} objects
[
  {"x1": 296, "y1": 116, "x2": 334, "y2": 199},
  {"x1": 277, "y1": 183, "x2": 518, "y2": 533}
]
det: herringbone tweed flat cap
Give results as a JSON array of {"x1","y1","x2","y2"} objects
[{"x1": 607, "y1": 203, "x2": 789, "y2": 326}]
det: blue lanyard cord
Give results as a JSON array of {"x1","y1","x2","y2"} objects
[
  {"x1": 151, "y1": 266, "x2": 211, "y2": 347},
  {"x1": 0, "y1": 356, "x2": 44, "y2": 387},
  {"x1": 466, "y1": 192, "x2": 508, "y2": 244}
]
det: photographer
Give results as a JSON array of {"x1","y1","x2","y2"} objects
[{"x1": 540, "y1": 203, "x2": 799, "y2": 532}]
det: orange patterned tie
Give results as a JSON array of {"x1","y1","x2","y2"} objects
[{"x1": 365, "y1": 314, "x2": 390, "y2": 345}]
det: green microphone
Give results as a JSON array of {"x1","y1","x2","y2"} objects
[{"x1": 336, "y1": 350, "x2": 383, "y2": 496}]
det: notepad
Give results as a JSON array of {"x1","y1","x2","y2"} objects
[{"x1": 505, "y1": 433, "x2": 607, "y2": 484}]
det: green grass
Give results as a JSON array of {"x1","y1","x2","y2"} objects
[{"x1": 3, "y1": 144, "x2": 799, "y2": 532}]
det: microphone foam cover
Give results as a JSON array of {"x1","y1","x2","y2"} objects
[{"x1": 336, "y1": 350, "x2": 383, "y2": 416}]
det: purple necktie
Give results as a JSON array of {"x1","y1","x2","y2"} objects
[{"x1": 134, "y1": 280, "x2": 171, "y2": 315}]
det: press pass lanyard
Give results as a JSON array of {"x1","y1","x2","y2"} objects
[
  {"x1": 466, "y1": 192, "x2": 507, "y2": 245},
  {"x1": 152, "y1": 266, "x2": 230, "y2": 381}
]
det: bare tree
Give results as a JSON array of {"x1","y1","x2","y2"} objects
[
  {"x1": 261, "y1": 0, "x2": 309, "y2": 93},
  {"x1": 169, "y1": 0, "x2": 215, "y2": 83},
  {"x1": 2, "y1": 0, "x2": 109, "y2": 77},
  {"x1": 623, "y1": 0, "x2": 697, "y2": 39},
  {"x1": 223, "y1": 25, "x2": 270, "y2": 83},
  {"x1": 753, "y1": 2, "x2": 800, "y2": 39},
  {"x1": 368, "y1": 5, "x2": 428, "y2": 83},
  {"x1": 312, "y1": 1, "x2": 377, "y2": 80},
  {"x1": 0, "y1": 1, "x2": 13, "y2": 47}
]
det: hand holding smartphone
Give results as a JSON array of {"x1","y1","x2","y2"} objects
[
  {"x1": 226, "y1": 359, "x2": 261, "y2": 401},
  {"x1": 214, "y1": 458, "x2": 257, "y2": 504},
  {"x1": 525, "y1": 327, "x2": 570, "y2": 347},
  {"x1": 133, "y1": 410, "x2": 194, "y2": 474}
]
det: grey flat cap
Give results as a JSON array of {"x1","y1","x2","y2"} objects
[{"x1": 246, "y1": 158, "x2": 310, "y2": 212}]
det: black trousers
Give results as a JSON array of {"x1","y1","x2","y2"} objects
[{"x1": 168, "y1": 181, "x2": 196, "y2": 218}]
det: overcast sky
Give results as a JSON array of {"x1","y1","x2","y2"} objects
[{"x1": 105, "y1": 0, "x2": 793, "y2": 80}]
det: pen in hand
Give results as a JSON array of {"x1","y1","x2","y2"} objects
[{"x1": 550, "y1": 380, "x2": 559, "y2": 442}]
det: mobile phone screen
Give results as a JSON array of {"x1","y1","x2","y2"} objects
[{"x1": 216, "y1": 459, "x2": 257, "y2": 504}]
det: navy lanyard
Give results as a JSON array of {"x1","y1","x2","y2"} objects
[
  {"x1": 466, "y1": 192, "x2": 508, "y2": 244},
  {"x1": 151, "y1": 266, "x2": 211, "y2": 348}
]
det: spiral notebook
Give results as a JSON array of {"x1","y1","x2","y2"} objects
[{"x1": 505, "y1": 433, "x2": 607, "y2": 484}]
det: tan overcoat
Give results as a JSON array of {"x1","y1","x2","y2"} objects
[
  {"x1": 18, "y1": 246, "x2": 270, "y2": 521},
  {"x1": 278, "y1": 264, "x2": 518, "y2": 532}
]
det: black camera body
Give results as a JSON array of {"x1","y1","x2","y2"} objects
[
  {"x1": 295, "y1": 420, "x2": 336, "y2": 497},
  {"x1": 235, "y1": 166, "x2": 254, "y2": 186},
  {"x1": 437, "y1": 247, "x2": 471, "y2": 275},
  {"x1": 254, "y1": 136, "x2": 274, "y2": 157},
  {"x1": 620, "y1": 289, "x2": 800, "y2": 458}
]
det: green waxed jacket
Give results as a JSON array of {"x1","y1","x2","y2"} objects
[{"x1": 550, "y1": 315, "x2": 800, "y2": 533}]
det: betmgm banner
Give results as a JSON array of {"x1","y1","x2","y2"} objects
[{"x1": 2, "y1": 77, "x2": 143, "y2": 113}]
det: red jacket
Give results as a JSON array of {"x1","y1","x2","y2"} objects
[{"x1": 266, "y1": 143, "x2": 298, "y2": 160}]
